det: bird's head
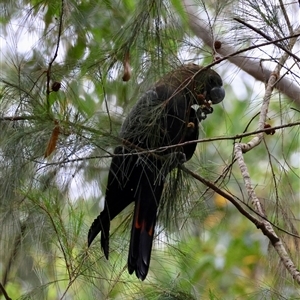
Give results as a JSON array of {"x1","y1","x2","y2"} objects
[
  {"x1": 193, "y1": 68, "x2": 225, "y2": 106},
  {"x1": 191, "y1": 67, "x2": 225, "y2": 121}
]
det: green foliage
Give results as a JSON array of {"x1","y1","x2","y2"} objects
[{"x1": 0, "y1": 0, "x2": 299, "y2": 299}]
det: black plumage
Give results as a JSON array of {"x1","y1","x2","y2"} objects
[{"x1": 88, "y1": 64, "x2": 225, "y2": 280}]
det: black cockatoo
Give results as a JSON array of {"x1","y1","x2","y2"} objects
[{"x1": 88, "y1": 64, "x2": 225, "y2": 280}]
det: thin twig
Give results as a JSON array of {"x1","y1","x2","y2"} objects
[
  {"x1": 232, "y1": 16, "x2": 300, "y2": 282},
  {"x1": 182, "y1": 0, "x2": 300, "y2": 104},
  {"x1": 46, "y1": 0, "x2": 64, "y2": 105},
  {"x1": 183, "y1": 162, "x2": 300, "y2": 284},
  {"x1": 237, "y1": 22, "x2": 299, "y2": 152},
  {"x1": 180, "y1": 165, "x2": 277, "y2": 239},
  {"x1": 31, "y1": 121, "x2": 300, "y2": 167},
  {"x1": 35, "y1": 201, "x2": 72, "y2": 281},
  {"x1": 278, "y1": 0, "x2": 293, "y2": 36},
  {"x1": 98, "y1": 68, "x2": 112, "y2": 133},
  {"x1": 181, "y1": 165, "x2": 300, "y2": 239},
  {"x1": 234, "y1": 18, "x2": 300, "y2": 63},
  {"x1": 234, "y1": 144, "x2": 300, "y2": 284},
  {"x1": 0, "y1": 283, "x2": 12, "y2": 300}
]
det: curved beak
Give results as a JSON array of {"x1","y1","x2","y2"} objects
[{"x1": 209, "y1": 86, "x2": 225, "y2": 104}]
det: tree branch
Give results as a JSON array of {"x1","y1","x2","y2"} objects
[
  {"x1": 234, "y1": 144, "x2": 300, "y2": 284},
  {"x1": 182, "y1": 0, "x2": 300, "y2": 106},
  {"x1": 231, "y1": 10, "x2": 300, "y2": 283},
  {"x1": 0, "y1": 283, "x2": 12, "y2": 300},
  {"x1": 46, "y1": 0, "x2": 64, "y2": 104},
  {"x1": 181, "y1": 1, "x2": 300, "y2": 283},
  {"x1": 181, "y1": 164, "x2": 300, "y2": 284}
]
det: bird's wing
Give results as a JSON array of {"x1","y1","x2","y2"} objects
[{"x1": 127, "y1": 81, "x2": 199, "y2": 280}]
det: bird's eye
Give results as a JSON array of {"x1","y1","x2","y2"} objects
[
  {"x1": 208, "y1": 75, "x2": 215, "y2": 85},
  {"x1": 208, "y1": 74, "x2": 222, "y2": 87}
]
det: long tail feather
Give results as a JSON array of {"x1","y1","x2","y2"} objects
[
  {"x1": 88, "y1": 147, "x2": 136, "y2": 258},
  {"x1": 88, "y1": 213, "x2": 110, "y2": 258},
  {"x1": 128, "y1": 172, "x2": 164, "y2": 280}
]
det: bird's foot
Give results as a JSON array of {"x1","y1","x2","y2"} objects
[
  {"x1": 187, "y1": 122, "x2": 195, "y2": 129},
  {"x1": 196, "y1": 105, "x2": 213, "y2": 121},
  {"x1": 195, "y1": 93, "x2": 214, "y2": 121}
]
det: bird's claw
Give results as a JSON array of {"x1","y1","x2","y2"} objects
[
  {"x1": 196, "y1": 105, "x2": 213, "y2": 121},
  {"x1": 187, "y1": 122, "x2": 195, "y2": 129},
  {"x1": 195, "y1": 93, "x2": 214, "y2": 121}
]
